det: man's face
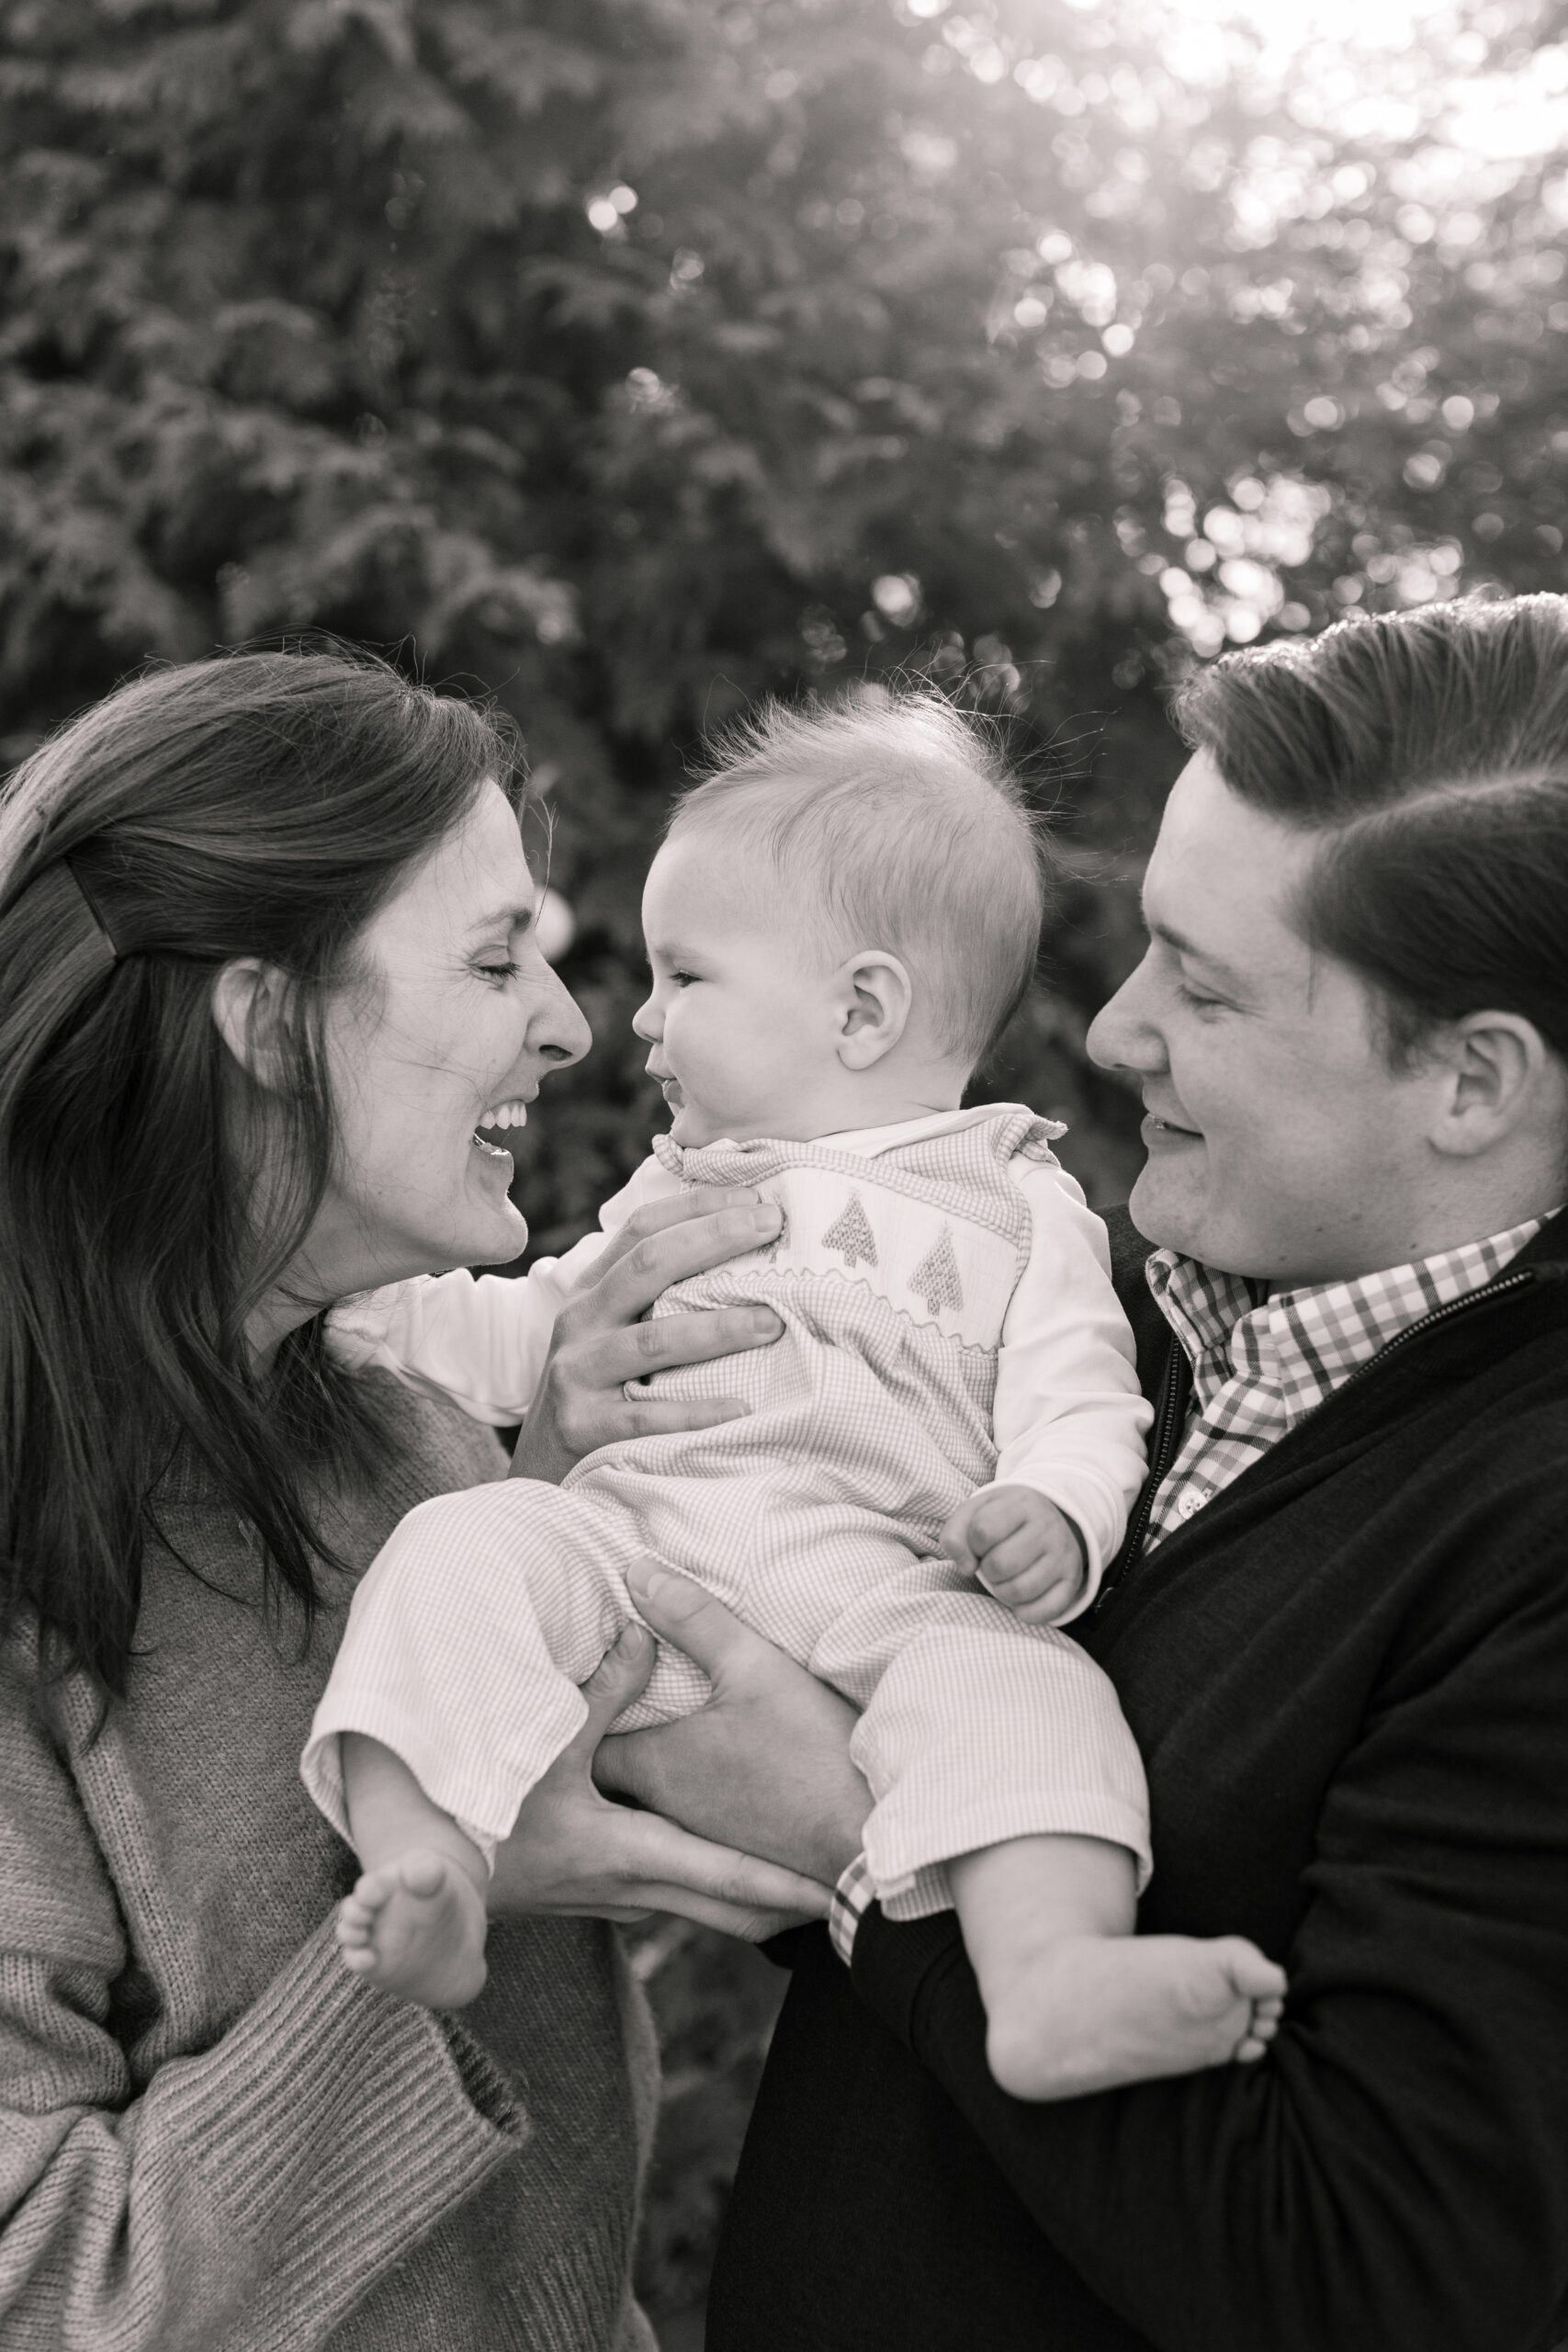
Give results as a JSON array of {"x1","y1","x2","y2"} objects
[{"x1": 1087, "y1": 751, "x2": 1446, "y2": 1286}]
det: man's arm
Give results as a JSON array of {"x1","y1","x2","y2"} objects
[{"x1": 850, "y1": 1510, "x2": 1568, "y2": 2352}]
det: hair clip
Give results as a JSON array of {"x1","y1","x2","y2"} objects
[{"x1": 59, "y1": 854, "x2": 121, "y2": 965}]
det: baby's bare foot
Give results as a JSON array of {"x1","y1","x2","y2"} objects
[
  {"x1": 335, "y1": 1847, "x2": 489, "y2": 2008},
  {"x1": 985, "y1": 1932, "x2": 1287, "y2": 2101}
]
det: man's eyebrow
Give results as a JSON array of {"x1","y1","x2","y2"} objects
[{"x1": 1145, "y1": 914, "x2": 1248, "y2": 992}]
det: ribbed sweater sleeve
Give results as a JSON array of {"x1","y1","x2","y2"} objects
[{"x1": 0, "y1": 1649, "x2": 528, "y2": 2352}]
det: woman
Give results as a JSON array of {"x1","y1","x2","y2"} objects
[{"x1": 0, "y1": 647, "x2": 823, "y2": 2351}]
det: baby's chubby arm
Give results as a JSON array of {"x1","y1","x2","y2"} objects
[{"x1": 958, "y1": 1157, "x2": 1151, "y2": 1623}]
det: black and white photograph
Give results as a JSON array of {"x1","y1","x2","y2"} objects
[{"x1": 1, "y1": 0, "x2": 1566, "y2": 2346}]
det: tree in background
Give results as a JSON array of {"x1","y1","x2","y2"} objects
[
  {"x1": 5, "y1": 9, "x2": 1566, "y2": 2324},
  {"x1": 5, "y1": 0, "x2": 1566, "y2": 1233}
]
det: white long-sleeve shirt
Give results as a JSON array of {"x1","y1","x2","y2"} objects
[
  {"x1": 310, "y1": 1109, "x2": 1154, "y2": 1910},
  {"x1": 329, "y1": 1104, "x2": 1149, "y2": 1602}
]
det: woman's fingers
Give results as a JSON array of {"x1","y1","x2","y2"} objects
[
  {"x1": 596, "y1": 1803, "x2": 830, "y2": 1931},
  {"x1": 510, "y1": 1185, "x2": 787, "y2": 1484},
  {"x1": 596, "y1": 1300, "x2": 784, "y2": 1385},
  {"x1": 584, "y1": 1196, "x2": 784, "y2": 1326}
]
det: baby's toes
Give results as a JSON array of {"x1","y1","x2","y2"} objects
[
  {"x1": 335, "y1": 1892, "x2": 377, "y2": 1945},
  {"x1": 1217, "y1": 1937, "x2": 1288, "y2": 2002},
  {"x1": 1235, "y1": 1997, "x2": 1286, "y2": 2063},
  {"x1": 394, "y1": 1851, "x2": 450, "y2": 1901},
  {"x1": 350, "y1": 1864, "x2": 400, "y2": 1914}
]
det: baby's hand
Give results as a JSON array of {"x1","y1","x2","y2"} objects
[{"x1": 941, "y1": 1487, "x2": 1087, "y2": 1626}]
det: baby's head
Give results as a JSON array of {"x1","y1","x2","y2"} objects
[{"x1": 634, "y1": 693, "x2": 1047, "y2": 1146}]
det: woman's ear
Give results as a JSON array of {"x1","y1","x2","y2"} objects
[
  {"x1": 835, "y1": 950, "x2": 912, "y2": 1070},
  {"x1": 211, "y1": 957, "x2": 295, "y2": 1091}
]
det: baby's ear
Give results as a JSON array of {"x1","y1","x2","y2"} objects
[{"x1": 836, "y1": 949, "x2": 911, "y2": 1069}]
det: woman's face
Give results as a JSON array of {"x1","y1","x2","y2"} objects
[{"x1": 304, "y1": 780, "x2": 591, "y2": 1298}]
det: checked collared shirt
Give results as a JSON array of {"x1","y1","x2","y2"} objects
[
  {"x1": 1141, "y1": 1216, "x2": 1549, "y2": 1549},
  {"x1": 829, "y1": 1211, "x2": 1552, "y2": 1964}
]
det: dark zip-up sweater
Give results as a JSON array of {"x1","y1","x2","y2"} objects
[{"x1": 708, "y1": 1209, "x2": 1568, "y2": 2352}]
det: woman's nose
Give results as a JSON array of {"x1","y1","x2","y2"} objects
[
  {"x1": 530, "y1": 962, "x2": 592, "y2": 1069},
  {"x1": 1086, "y1": 951, "x2": 1166, "y2": 1076}
]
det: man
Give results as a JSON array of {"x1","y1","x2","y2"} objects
[{"x1": 591, "y1": 594, "x2": 1568, "y2": 2350}]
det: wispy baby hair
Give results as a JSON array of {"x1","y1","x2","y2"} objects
[{"x1": 671, "y1": 690, "x2": 1048, "y2": 1066}]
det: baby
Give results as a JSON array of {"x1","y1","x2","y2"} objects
[{"x1": 307, "y1": 695, "x2": 1285, "y2": 2099}]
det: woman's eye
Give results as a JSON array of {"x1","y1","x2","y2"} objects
[{"x1": 478, "y1": 958, "x2": 522, "y2": 985}]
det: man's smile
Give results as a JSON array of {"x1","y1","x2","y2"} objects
[{"x1": 1142, "y1": 1104, "x2": 1202, "y2": 1144}]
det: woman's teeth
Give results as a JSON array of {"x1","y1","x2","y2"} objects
[{"x1": 472, "y1": 1099, "x2": 527, "y2": 1155}]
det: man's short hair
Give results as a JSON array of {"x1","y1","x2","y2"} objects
[
  {"x1": 671, "y1": 691, "x2": 1047, "y2": 1067},
  {"x1": 1175, "y1": 594, "x2": 1568, "y2": 1065}
]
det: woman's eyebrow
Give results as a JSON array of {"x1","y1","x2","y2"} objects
[{"x1": 467, "y1": 901, "x2": 536, "y2": 937}]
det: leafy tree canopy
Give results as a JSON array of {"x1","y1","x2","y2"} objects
[{"x1": 4, "y1": 0, "x2": 1566, "y2": 1233}]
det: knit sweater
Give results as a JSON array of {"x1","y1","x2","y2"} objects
[
  {"x1": 0, "y1": 1377, "x2": 660, "y2": 2352},
  {"x1": 708, "y1": 1208, "x2": 1568, "y2": 2352}
]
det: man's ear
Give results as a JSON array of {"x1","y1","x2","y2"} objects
[
  {"x1": 1430, "y1": 1011, "x2": 1555, "y2": 1159},
  {"x1": 834, "y1": 950, "x2": 912, "y2": 1071},
  {"x1": 211, "y1": 957, "x2": 295, "y2": 1091}
]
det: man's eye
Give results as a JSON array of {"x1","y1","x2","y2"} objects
[{"x1": 1174, "y1": 980, "x2": 1224, "y2": 1012}]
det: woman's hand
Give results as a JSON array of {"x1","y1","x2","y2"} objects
[
  {"x1": 595, "y1": 1561, "x2": 871, "y2": 1889},
  {"x1": 511, "y1": 1188, "x2": 784, "y2": 1485},
  {"x1": 487, "y1": 1616, "x2": 830, "y2": 1941}
]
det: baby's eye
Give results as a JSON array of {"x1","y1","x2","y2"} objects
[{"x1": 671, "y1": 969, "x2": 699, "y2": 988}]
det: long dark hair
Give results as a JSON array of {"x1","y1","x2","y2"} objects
[
  {"x1": 0, "y1": 647, "x2": 520, "y2": 1698},
  {"x1": 1175, "y1": 595, "x2": 1568, "y2": 1064}
]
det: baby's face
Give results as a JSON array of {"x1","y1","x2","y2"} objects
[{"x1": 634, "y1": 831, "x2": 840, "y2": 1146}]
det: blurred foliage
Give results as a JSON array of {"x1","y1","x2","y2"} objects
[
  {"x1": 5, "y1": 0, "x2": 1567, "y2": 1233},
  {"x1": 624, "y1": 1917, "x2": 785, "y2": 2335}
]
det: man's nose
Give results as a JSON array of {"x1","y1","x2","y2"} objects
[{"x1": 1086, "y1": 951, "x2": 1165, "y2": 1075}]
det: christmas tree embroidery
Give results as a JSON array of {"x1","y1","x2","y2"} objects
[
  {"x1": 910, "y1": 1226, "x2": 964, "y2": 1317},
  {"x1": 820, "y1": 1192, "x2": 877, "y2": 1268}
]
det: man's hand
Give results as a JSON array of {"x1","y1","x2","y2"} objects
[
  {"x1": 487, "y1": 1617, "x2": 829, "y2": 1941},
  {"x1": 595, "y1": 1561, "x2": 871, "y2": 1890},
  {"x1": 941, "y1": 1486, "x2": 1088, "y2": 1626},
  {"x1": 511, "y1": 1188, "x2": 784, "y2": 1485}
]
